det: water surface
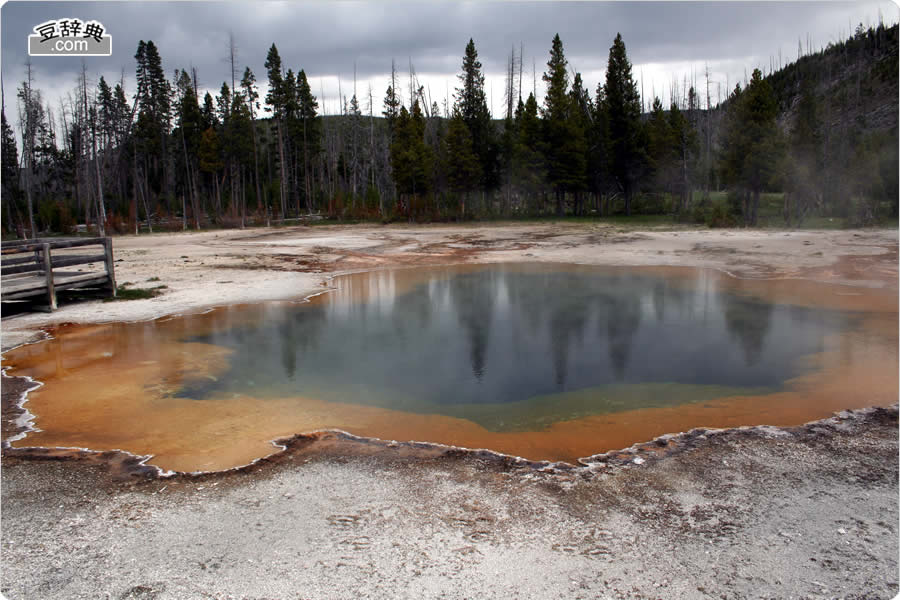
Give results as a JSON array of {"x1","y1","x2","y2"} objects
[{"x1": 6, "y1": 264, "x2": 897, "y2": 471}]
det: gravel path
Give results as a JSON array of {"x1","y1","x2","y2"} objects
[
  {"x1": 1, "y1": 406, "x2": 897, "y2": 599},
  {"x1": 2, "y1": 224, "x2": 897, "y2": 599}
]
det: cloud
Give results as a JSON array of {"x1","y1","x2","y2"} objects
[{"x1": 1, "y1": 1, "x2": 895, "y2": 125}]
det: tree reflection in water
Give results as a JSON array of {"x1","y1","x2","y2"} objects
[{"x1": 179, "y1": 264, "x2": 851, "y2": 424}]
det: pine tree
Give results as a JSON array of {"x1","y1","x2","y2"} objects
[
  {"x1": 134, "y1": 40, "x2": 172, "y2": 213},
  {"x1": 281, "y1": 69, "x2": 299, "y2": 214},
  {"x1": 588, "y1": 84, "x2": 611, "y2": 214},
  {"x1": 784, "y1": 77, "x2": 822, "y2": 224},
  {"x1": 198, "y1": 126, "x2": 223, "y2": 214},
  {"x1": 228, "y1": 92, "x2": 254, "y2": 227},
  {"x1": 499, "y1": 112, "x2": 517, "y2": 216},
  {"x1": 383, "y1": 59, "x2": 401, "y2": 141},
  {"x1": 17, "y1": 65, "x2": 40, "y2": 237},
  {"x1": 111, "y1": 83, "x2": 130, "y2": 146},
  {"x1": 513, "y1": 93, "x2": 545, "y2": 204},
  {"x1": 668, "y1": 101, "x2": 698, "y2": 214},
  {"x1": 567, "y1": 72, "x2": 591, "y2": 215},
  {"x1": 1, "y1": 108, "x2": 21, "y2": 235},
  {"x1": 216, "y1": 82, "x2": 232, "y2": 127},
  {"x1": 240, "y1": 67, "x2": 263, "y2": 218},
  {"x1": 390, "y1": 101, "x2": 432, "y2": 219},
  {"x1": 97, "y1": 76, "x2": 115, "y2": 148},
  {"x1": 604, "y1": 33, "x2": 645, "y2": 215},
  {"x1": 646, "y1": 96, "x2": 672, "y2": 189},
  {"x1": 455, "y1": 39, "x2": 497, "y2": 194},
  {"x1": 295, "y1": 69, "x2": 320, "y2": 213},
  {"x1": 201, "y1": 92, "x2": 217, "y2": 129},
  {"x1": 720, "y1": 69, "x2": 782, "y2": 225},
  {"x1": 541, "y1": 34, "x2": 586, "y2": 216},
  {"x1": 175, "y1": 69, "x2": 203, "y2": 228},
  {"x1": 264, "y1": 43, "x2": 289, "y2": 218},
  {"x1": 383, "y1": 87, "x2": 401, "y2": 134},
  {"x1": 445, "y1": 108, "x2": 481, "y2": 217}
]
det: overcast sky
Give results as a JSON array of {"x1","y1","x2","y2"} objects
[{"x1": 2, "y1": 1, "x2": 896, "y2": 133}]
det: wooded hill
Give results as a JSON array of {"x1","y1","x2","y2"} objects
[{"x1": 1, "y1": 23, "x2": 896, "y2": 237}]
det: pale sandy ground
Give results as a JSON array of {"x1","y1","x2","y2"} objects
[{"x1": 1, "y1": 222, "x2": 898, "y2": 599}]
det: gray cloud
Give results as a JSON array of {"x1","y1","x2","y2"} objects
[{"x1": 2, "y1": 1, "x2": 896, "y2": 123}]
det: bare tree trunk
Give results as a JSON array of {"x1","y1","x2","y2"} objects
[
  {"x1": 132, "y1": 150, "x2": 139, "y2": 234},
  {"x1": 214, "y1": 172, "x2": 222, "y2": 220},
  {"x1": 141, "y1": 163, "x2": 153, "y2": 233},
  {"x1": 92, "y1": 120, "x2": 106, "y2": 235},
  {"x1": 24, "y1": 166, "x2": 35, "y2": 238},
  {"x1": 80, "y1": 64, "x2": 106, "y2": 236},
  {"x1": 229, "y1": 158, "x2": 236, "y2": 220},
  {"x1": 752, "y1": 189, "x2": 760, "y2": 226},
  {"x1": 277, "y1": 121, "x2": 287, "y2": 219},
  {"x1": 252, "y1": 122, "x2": 262, "y2": 218},
  {"x1": 682, "y1": 145, "x2": 690, "y2": 214},
  {"x1": 180, "y1": 127, "x2": 196, "y2": 230}
]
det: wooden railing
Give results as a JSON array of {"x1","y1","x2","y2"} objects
[{"x1": 1, "y1": 237, "x2": 116, "y2": 311}]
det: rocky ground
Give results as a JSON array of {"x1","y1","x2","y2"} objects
[{"x1": 1, "y1": 222, "x2": 898, "y2": 599}]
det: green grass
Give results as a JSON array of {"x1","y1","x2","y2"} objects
[
  {"x1": 702, "y1": 191, "x2": 856, "y2": 229},
  {"x1": 104, "y1": 284, "x2": 167, "y2": 302}
]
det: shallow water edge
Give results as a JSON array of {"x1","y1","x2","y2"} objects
[
  {"x1": 3, "y1": 368, "x2": 897, "y2": 482},
  {"x1": 2, "y1": 263, "x2": 897, "y2": 475}
]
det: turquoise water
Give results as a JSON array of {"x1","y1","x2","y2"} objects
[{"x1": 176, "y1": 264, "x2": 852, "y2": 431}]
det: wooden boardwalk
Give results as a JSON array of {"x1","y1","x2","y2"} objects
[{"x1": 1, "y1": 237, "x2": 116, "y2": 311}]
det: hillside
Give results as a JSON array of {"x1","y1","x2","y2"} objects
[{"x1": 767, "y1": 23, "x2": 898, "y2": 135}]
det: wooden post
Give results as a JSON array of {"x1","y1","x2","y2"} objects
[
  {"x1": 103, "y1": 237, "x2": 117, "y2": 297},
  {"x1": 41, "y1": 242, "x2": 57, "y2": 311}
]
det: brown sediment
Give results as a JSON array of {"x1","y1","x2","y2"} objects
[
  {"x1": 796, "y1": 242, "x2": 898, "y2": 287},
  {"x1": 2, "y1": 264, "x2": 897, "y2": 475},
  {"x1": 227, "y1": 231, "x2": 536, "y2": 273},
  {"x1": 3, "y1": 367, "x2": 895, "y2": 484}
]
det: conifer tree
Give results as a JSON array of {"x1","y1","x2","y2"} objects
[
  {"x1": 445, "y1": 108, "x2": 481, "y2": 217},
  {"x1": 175, "y1": 69, "x2": 203, "y2": 228},
  {"x1": 567, "y1": 72, "x2": 592, "y2": 215},
  {"x1": 97, "y1": 76, "x2": 115, "y2": 148},
  {"x1": 721, "y1": 69, "x2": 782, "y2": 225},
  {"x1": 1, "y1": 108, "x2": 21, "y2": 234},
  {"x1": 646, "y1": 96, "x2": 672, "y2": 190},
  {"x1": 134, "y1": 40, "x2": 171, "y2": 211},
  {"x1": 784, "y1": 78, "x2": 822, "y2": 223},
  {"x1": 17, "y1": 65, "x2": 41, "y2": 237},
  {"x1": 499, "y1": 112, "x2": 517, "y2": 215},
  {"x1": 198, "y1": 126, "x2": 223, "y2": 214},
  {"x1": 111, "y1": 83, "x2": 130, "y2": 146},
  {"x1": 201, "y1": 92, "x2": 217, "y2": 130},
  {"x1": 295, "y1": 69, "x2": 320, "y2": 213},
  {"x1": 455, "y1": 39, "x2": 497, "y2": 194},
  {"x1": 541, "y1": 34, "x2": 586, "y2": 216},
  {"x1": 264, "y1": 43, "x2": 288, "y2": 217},
  {"x1": 514, "y1": 93, "x2": 545, "y2": 204},
  {"x1": 588, "y1": 84, "x2": 611, "y2": 213},
  {"x1": 668, "y1": 101, "x2": 698, "y2": 214},
  {"x1": 390, "y1": 101, "x2": 432, "y2": 219},
  {"x1": 604, "y1": 33, "x2": 644, "y2": 215},
  {"x1": 240, "y1": 66, "x2": 263, "y2": 217},
  {"x1": 229, "y1": 92, "x2": 254, "y2": 226}
]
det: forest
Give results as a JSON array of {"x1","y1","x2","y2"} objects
[{"x1": 1, "y1": 23, "x2": 897, "y2": 237}]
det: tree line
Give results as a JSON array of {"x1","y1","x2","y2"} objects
[{"x1": 2, "y1": 24, "x2": 896, "y2": 237}]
